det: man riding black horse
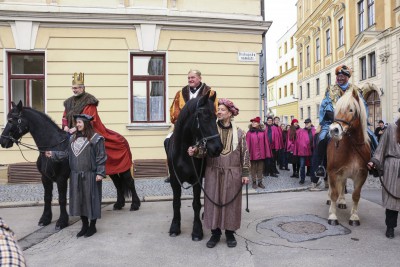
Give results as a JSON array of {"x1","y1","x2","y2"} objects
[{"x1": 312, "y1": 65, "x2": 378, "y2": 186}]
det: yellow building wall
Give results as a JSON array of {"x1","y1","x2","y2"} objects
[
  {"x1": 0, "y1": 26, "x2": 263, "y2": 164},
  {"x1": 275, "y1": 102, "x2": 298, "y2": 120}
]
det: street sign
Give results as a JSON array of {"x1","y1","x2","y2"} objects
[{"x1": 238, "y1": 52, "x2": 257, "y2": 62}]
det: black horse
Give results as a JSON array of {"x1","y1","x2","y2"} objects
[
  {"x1": 166, "y1": 91, "x2": 223, "y2": 241},
  {"x1": 0, "y1": 101, "x2": 140, "y2": 230}
]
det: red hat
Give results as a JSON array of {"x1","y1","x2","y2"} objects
[
  {"x1": 291, "y1": 119, "x2": 298, "y2": 125},
  {"x1": 250, "y1": 116, "x2": 261, "y2": 123}
]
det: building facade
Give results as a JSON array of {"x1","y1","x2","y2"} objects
[
  {"x1": 267, "y1": 23, "x2": 298, "y2": 125},
  {"x1": 0, "y1": 0, "x2": 270, "y2": 165},
  {"x1": 295, "y1": 0, "x2": 400, "y2": 130}
]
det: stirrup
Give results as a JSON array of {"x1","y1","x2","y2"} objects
[{"x1": 315, "y1": 165, "x2": 326, "y2": 178}]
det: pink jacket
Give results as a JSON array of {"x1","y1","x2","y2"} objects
[
  {"x1": 286, "y1": 127, "x2": 301, "y2": 153},
  {"x1": 271, "y1": 125, "x2": 284, "y2": 150},
  {"x1": 294, "y1": 127, "x2": 316, "y2": 156},
  {"x1": 246, "y1": 125, "x2": 272, "y2": 160}
]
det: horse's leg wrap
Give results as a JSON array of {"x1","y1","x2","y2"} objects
[
  {"x1": 39, "y1": 177, "x2": 53, "y2": 226},
  {"x1": 191, "y1": 183, "x2": 203, "y2": 241},
  {"x1": 110, "y1": 174, "x2": 125, "y2": 210}
]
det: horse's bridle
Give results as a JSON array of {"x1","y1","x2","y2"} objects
[
  {"x1": 1, "y1": 111, "x2": 68, "y2": 153},
  {"x1": 333, "y1": 112, "x2": 357, "y2": 136},
  {"x1": 192, "y1": 102, "x2": 220, "y2": 150}
]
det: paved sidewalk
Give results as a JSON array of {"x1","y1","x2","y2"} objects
[
  {"x1": 1, "y1": 191, "x2": 398, "y2": 267},
  {"x1": 0, "y1": 169, "x2": 382, "y2": 205}
]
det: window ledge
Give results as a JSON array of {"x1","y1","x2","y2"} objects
[{"x1": 126, "y1": 123, "x2": 171, "y2": 131}]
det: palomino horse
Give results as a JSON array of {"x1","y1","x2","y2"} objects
[
  {"x1": 327, "y1": 88, "x2": 370, "y2": 226},
  {"x1": 166, "y1": 91, "x2": 223, "y2": 241},
  {"x1": 0, "y1": 101, "x2": 140, "y2": 230}
]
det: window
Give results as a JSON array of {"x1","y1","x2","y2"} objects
[
  {"x1": 358, "y1": 0, "x2": 365, "y2": 33},
  {"x1": 316, "y1": 78, "x2": 320, "y2": 95},
  {"x1": 299, "y1": 86, "x2": 303, "y2": 100},
  {"x1": 8, "y1": 53, "x2": 45, "y2": 112},
  {"x1": 299, "y1": 52, "x2": 303, "y2": 72},
  {"x1": 285, "y1": 62, "x2": 288, "y2": 71},
  {"x1": 306, "y1": 46, "x2": 310, "y2": 67},
  {"x1": 280, "y1": 66, "x2": 283, "y2": 74},
  {"x1": 307, "y1": 106, "x2": 311, "y2": 119},
  {"x1": 279, "y1": 47, "x2": 282, "y2": 58},
  {"x1": 316, "y1": 104, "x2": 320, "y2": 118},
  {"x1": 326, "y1": 29, "x2": 331, "y2": 55},
  {"x1": 291, "y1": 58, "x2": 294, "y2": 68},
  {"x1": 131, "y1": 54, "x2": 166, "y2": 122},
  {"x1": 338, "y1": 17, "x2": 344, "y2": 47},
  {"x1": 284, "y1": 85, "x2": 287, "y2": 97},
  {"x1": 269, "y1": 87, "x2": 274, "y2": 100},
  {"x1": 300, "y1": 107, "x2": 304, "y2": 120},
  {"x1": 369, "y1": 52, "x2": 376, "y2": 77},
  {"x1": 279, "y1": 87, "x2": 282, "y2": 99},
  {"x1": 360, "y1": 56, "x2": 367, "y2": 80},
  {"x1": 290, "y1": 37, "x2": 294, "y2": 48},
  {"x1": 368, "y1": 0, "x2": 375, "y2": 27},
  {"x1": 284, "y1": 42, "x2": 287, "y2": 54},
  {"x1": 316, "y1": 38, "x2": 320, "y2": 61},
  {"x1": 290, "y1": 83, "x2": 294, "y2": 95},
  {"x1": 307, "y1": 83, "x2": 310, "y2": 98},
  {"x1": 327, "y1": 73, "x2": 331, "y2": 87}
]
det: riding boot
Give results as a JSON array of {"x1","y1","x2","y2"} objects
[
  {"x1": 206, "y1": 228, "x2": 221, "y2": 248},
  {"x1": 84, "y1": 219, "x2": 97, "y2": 238},
  {"x1": 76, "y1": 216, "x2": 89, "y2": 238},
  {"x1": 225, "y1": 230, "x2": 237, "y2": 247}
]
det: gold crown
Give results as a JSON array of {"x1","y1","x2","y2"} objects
[{"x1": 72, "y1": 72, "x2": 84, "y2": 85}]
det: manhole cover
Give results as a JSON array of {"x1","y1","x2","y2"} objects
[
  {"x1": 257, "y1": 214, "x2": 351, "y2": 243},
  {"x1": 280, "y1": 221, "x2": 326, "y2": 234}
]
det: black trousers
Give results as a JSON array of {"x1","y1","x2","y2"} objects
[{"x1": 386, "y1": 209, "x2": 399, "y2": 228}]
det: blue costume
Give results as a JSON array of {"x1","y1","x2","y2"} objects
[{"x1": 314, "y1": 82, "x2": 378, "y2": 177}]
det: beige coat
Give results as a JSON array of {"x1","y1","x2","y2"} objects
[
  {"x1": 371, "y1": 123, "x2": 400, "y2": 211},
  {"x1": 203, "y1": 127, "x2": 249, "y2": 231}
]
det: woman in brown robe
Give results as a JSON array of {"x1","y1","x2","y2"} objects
[
  {"x1": 188, "y1": 98, "x2": 249, "y2": 248},
  {"x1": 368, "y1": 118, "x2": 400, "y2": 239}
]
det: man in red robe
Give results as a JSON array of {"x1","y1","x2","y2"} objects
[{"x1": 62, "y1": 72, "x2": 140, "y2": 211}]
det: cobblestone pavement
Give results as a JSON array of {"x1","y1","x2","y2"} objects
[{"x1": 0, "y1": 168, "x2": 382, "y2": 203}]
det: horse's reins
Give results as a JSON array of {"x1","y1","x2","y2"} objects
[{"x1": 169, "y1": 100, "x2": 244, "y2": 208}]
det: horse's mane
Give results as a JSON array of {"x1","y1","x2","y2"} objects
[
  {"x1": 23, "y1": 107, "x2": 64, "y2": 132},
  {"x1": 335, "y1": 88, "x2": 369, "y2": 144},
  {"x1": 174, "y1": 98, "x2": 199, "y2": 133}
]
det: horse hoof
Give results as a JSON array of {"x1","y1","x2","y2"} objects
[
  {"x1": 55, "y1": 225, "x2": 61, "y2": 231},
  {"x1": 113, "y1": 203, "x2": 124, "y2": 210},
  {"x1": 338, "y1": 204, "x2": 347, "y2": 209},
  {"x1": 169, "y1": 232, "x2": 180, "y2": 237},
  {"x1": 38, "y1": 221, "x2": 50, "y2": 227},
  {"x1": 328, "y1": 219, "x2": 339, "y2": 226},
  {"x1": 326, "y1": 200, "x2": 331, "y2": 205},
  {"x1": 349, "y1": 220, "x2": 360, "y2": 226},
  {"x1": 192, "y1": 236, "x2": 203, "y2": 241},
  {"x1": 130, "y1": 204, "x2": 140, "y2": 211}
]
